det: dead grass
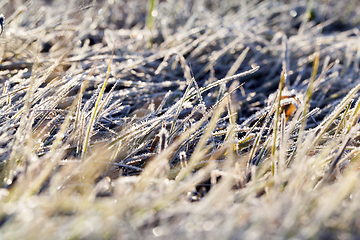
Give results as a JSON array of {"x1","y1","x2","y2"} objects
[{"x1": 0, "y1": 0, "x2": 360, "y2": 239}]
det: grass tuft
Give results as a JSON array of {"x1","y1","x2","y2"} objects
[{"x1": 1, "y1": 0, "x2": 360, "y2": 239}]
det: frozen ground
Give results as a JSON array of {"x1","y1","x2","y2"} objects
[{"x1": 0, "y1": 0, "x2": 360, "y2": 239}]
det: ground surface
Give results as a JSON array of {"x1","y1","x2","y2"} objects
[{"x1": 1, "y1": 0, "x2": 360, "y2": 239}]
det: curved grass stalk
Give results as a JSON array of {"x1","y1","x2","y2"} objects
[
  {"x1": 334, "y1": 100, "x2": 352, "y2": 136},
  {"x1": 272, "y1": 70, "x2": 286, "y2": 175},
  {"x1": 347, "y1": 98, "x2": 360, "y2": 132},
  {"x1": 169, "y1": 77, "x2": 194, "y2": 136},
  {"x1": 295, "y1": 51, "x2": 319, "y2": 157},
  {"x1": 81, "y1": 49, "x2": 114, "y2": 160},
  {"x1": 185, "y1": 66, "x2": 259, "y2": 102},
  {"x1": 247, "y1": 112, "x2": 269, "y2": 167}
]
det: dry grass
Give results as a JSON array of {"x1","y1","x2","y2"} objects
[{"x1": 0, "y1": 0, "x2": 360, "y2": 239}]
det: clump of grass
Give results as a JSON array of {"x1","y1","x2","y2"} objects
[{"x1": 1, "y1": 0, "x2": 360, "y2": 239}]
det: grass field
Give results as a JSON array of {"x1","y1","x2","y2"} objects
[{"x1": 1, "y1": 0, "x2": 360, "y2": 239}]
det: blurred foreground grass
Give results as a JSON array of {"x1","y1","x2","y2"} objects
[{"x1": 0, "y1": 0, "x2": 360, "y2": 239}]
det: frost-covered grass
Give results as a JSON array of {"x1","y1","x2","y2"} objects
[{"x1": 1, "y1": 0, "x2": 360, "y2": 239}]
